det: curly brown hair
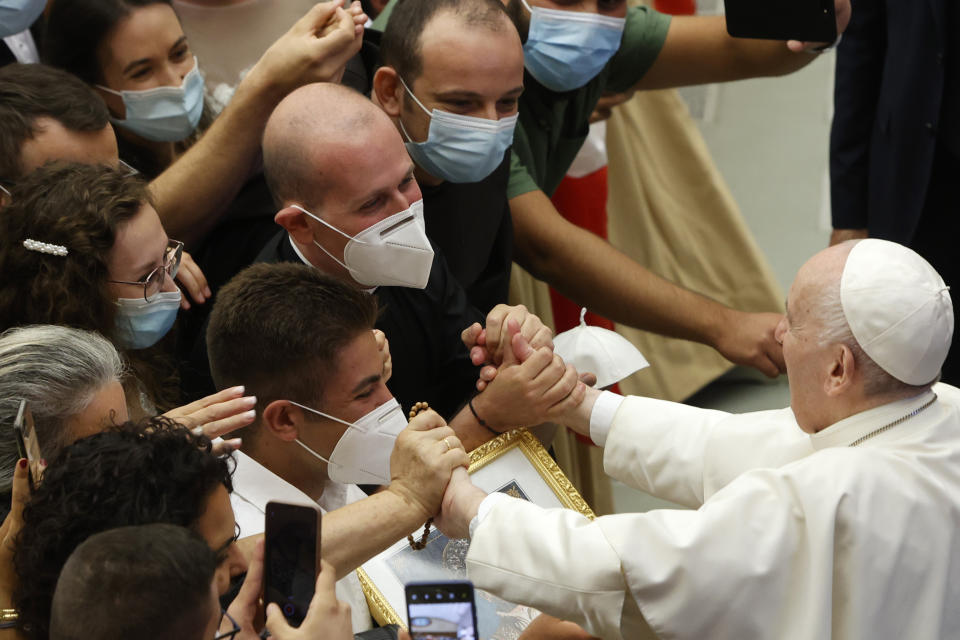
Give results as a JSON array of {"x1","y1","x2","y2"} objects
[{"x1": 0, "y1": 162, "x2": 151, "y2": 335}]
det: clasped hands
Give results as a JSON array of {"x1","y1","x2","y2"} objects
[{"x1": 462, "y1": 305, "x2": 588, "y2": 431}]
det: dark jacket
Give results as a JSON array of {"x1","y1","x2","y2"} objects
[{"x1": 830, "y1": 0, "x2": 952, "y2": 243}]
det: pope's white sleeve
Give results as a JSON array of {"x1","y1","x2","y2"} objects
[
  {"x1": 467, "y1": 462, "x2": 834, "y2": 640},
  {"x1": 466, "y1": 495, "x2": 640, "y2": 640},
  {"x1": 602, "y1": 396, "x2": 732, "y2": 507}
]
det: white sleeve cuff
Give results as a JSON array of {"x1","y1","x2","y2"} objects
[
  {"x1": 469, "y1": 492, "x2": 511, "y2": 539},
  {"x1": 589, "y1": 390, "x2": 625, "y2": 448}
]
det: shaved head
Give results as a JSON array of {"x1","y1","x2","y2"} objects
[{"x1": 262, "y1": 83, "x2": 382, "y2": 209}]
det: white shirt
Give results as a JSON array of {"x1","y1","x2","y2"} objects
[
  {"x1": 466, "y1": 384, "x2": 960, "y2": 639},
  {"x1": 230, "y1": 450, "x2": 373, "y2": 632}
]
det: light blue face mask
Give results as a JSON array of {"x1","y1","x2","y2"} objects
[
  {"x1": 0, "y1": 0, "x2": 45, "y2": 38},
  {"x1": 113, "y1": 290, "x2": 181, "y2": 350},
  {"x1": 97, "y1": 58, "x2": 205, "y2": 142},
  {"x1": 519, "y1": 0, "x2": 625, "y2": 92},
  {"x1": 397, "y1": 76, "x2": 518, "y2": 184}
]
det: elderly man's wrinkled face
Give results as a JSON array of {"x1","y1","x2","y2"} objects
[
  {"x1": 776, "y1": 247, "x2": 845, "y2": 433},
  {"x1": 775, "y1": 258, "x2": 836, "y2": 433}
]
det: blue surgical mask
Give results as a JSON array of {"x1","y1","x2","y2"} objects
[
  {"x1": 397, "y1": 77, "x2": 518, "y2": 184},
  {"x1": 520, "y1": 0, "x2": 625, "y2": 92},
  {"x1": 113, "y1": 290, "x2": 181, "y2": 350},
  {"x1": 0, "y1": 0, "x2": 45, "y2": 38},
  {"x1": 97, "y1": 58, "x2": 205, "y2": 142}
]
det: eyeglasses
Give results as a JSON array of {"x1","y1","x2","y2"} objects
[
  {"x1": 214, "y1": 609, "x2": 240, "y2": 640},
  {"x1": 108, "y1": 239, "x2": 184, "y2": 302},
  {"x1": 117, "y1": 159, "x2": 139, "y2": 177}
]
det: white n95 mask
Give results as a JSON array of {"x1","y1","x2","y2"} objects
[
  {"x1": 289, "y1": 398, "x2": 408, "y2": 486},
  {"x1": 397, "y1": 76, "x2": 518, "y2": 184},
  {"x1": 97, "y1": 58, "x2": 205, "y2": 142},
  {"x1": 291, "y1": 200, "x2": 434, "y2": 289}
]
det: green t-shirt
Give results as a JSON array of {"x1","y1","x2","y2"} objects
[
  {"x1": 509, "y1": 6, "x2": 671, "y2": 198},
  {"x1": 371, "y1": 1, "x2": 671, "y2": 198}
]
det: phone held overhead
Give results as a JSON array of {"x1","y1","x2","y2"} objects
[{"x1": 724, "y1": 0, "x2": 836, "y2": 43}]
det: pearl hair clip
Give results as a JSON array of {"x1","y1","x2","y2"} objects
[{"x1": 23, "y1": 239, "x2": 68, "y2": 257}]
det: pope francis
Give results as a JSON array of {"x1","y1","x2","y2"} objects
[{"x1": 436, "y1": 239, "x2": 960, "y2": 640}]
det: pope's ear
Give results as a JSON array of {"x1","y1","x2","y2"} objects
[
  {"x1": 373, "y1": 66, "x2": 404, "y2": 118},
  {"x1": 261, "y1": 400, "x2": 303, "y2": 442},
  {"x1": 825, "y1": 343, "x2": 856, "y2": 397}
]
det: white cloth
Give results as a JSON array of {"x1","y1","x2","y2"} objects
[
  {"x1": 466, "y1": 384, "x2": 960, "y2": 639},
  {"x1": 2, "y1": 29, "x2": 39, "y2": 64},
  {"x1": 230, "y1": 451, "x2": 373, "y2": 632}
]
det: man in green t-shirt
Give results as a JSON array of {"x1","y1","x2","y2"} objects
[{"x1": 372, "y1": 0, "x2": 850, "y2": 378}]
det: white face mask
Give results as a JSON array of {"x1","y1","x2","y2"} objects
[
  {"x1": 291, "y1": 200, "x2": 434, "y2": 289},
  {"x1": 289, "y1": 397, "x2": 408, "y2": 486}
]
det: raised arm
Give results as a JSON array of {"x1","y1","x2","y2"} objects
[
  {"x1": 509, "y1": 188, "x2": 786, "y2": 376},
  {"x1": 151, "y1": 1, "x2": 364, "y2": 244},
  {"x1": 635, "y1": 0, "x2": 851, "y2": 91}
]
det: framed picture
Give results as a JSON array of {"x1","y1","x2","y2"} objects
[{"x1": 357, "y1": 429, "x2": 595, "y2": 639}]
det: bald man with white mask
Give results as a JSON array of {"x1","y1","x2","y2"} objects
[
  {"x1": 436, "y1": 239, "x2": 960, "y2": 640},
  {"x1": 259, "y1": 83, "x2": 579, "y2": 452}
]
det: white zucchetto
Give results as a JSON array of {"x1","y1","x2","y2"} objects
[
  {"x1": 553, "y1": 308, "x2": 649, "y2": 388},
  {"x1": 841, "y1": 239, "x2": 953, "y2": 385}
]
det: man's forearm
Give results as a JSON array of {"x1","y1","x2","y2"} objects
[
  {"x1": 150, "y1": 74, "x2": 284, "y2": 245},
  {"x1": 510, "y1": 189, "x2": 732, "y2": 348},
  {"x1": 636, "y1": 15, "x2": 817, "y2": 91},
  {"x1": 321, "y1": 490, "x2": 430, "y2": 580}
]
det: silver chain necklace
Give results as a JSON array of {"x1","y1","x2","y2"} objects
[{"x1": 849, "y1": 394, "x2": 938, "y2": 447}]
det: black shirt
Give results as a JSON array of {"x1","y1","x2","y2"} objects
[
  {"x1": 257, "y1": 232, "x2": 483, "y2": 419},
  {"x1": 419, "y1": 151, "x2": 514, "y2": 315}
]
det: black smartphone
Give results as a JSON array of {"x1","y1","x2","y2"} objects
[
  {"x1": 724, "y1": 0, "x2": 836, "y2": 43},
  {"x1": 405, "y1": 581, "x2": 479, "y2": 640},
  {"x1": 264, "y1": 501, "x2": 321, "y2": 627},
  {"x1": 12, "y1": 399, "x2": 41, "y2": 490}
]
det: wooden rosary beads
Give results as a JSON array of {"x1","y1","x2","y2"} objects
[{"x1": 407, "y1": 401, "x2": 433, "y2": 550}]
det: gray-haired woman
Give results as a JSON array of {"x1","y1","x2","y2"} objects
[{"x1": 0, "y1": 325, "x2": 127, "y2": 494}]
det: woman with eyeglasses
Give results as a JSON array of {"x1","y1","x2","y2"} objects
[{"x1": 0, "y1": 162, "x2": 253, "y2": 419}]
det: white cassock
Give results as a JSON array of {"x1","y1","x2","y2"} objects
[{"x1": 466, "y1": 383, "x2": 960, "y2": 639}]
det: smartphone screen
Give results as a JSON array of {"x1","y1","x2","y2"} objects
[
  {"x1": 405, "y1": 581, "x2": 478, "y2": 640},
  {"x1": 264, "y1": 501, "x2": 320, "y2": 627},
  {"x1": 12, "y1": 400, "x2": 42, "y2": 490}
]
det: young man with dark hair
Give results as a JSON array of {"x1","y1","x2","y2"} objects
[
  {"x1": 0, "y1": 64, "x2": 113, "y2": 188},
  {"x1": 207, "y1": 261, "x2": 476, "y2": 632},
  {"x1": 49, "y1": 524, "x2": 221, "y2": 640},
  {"x1": 207, "y1": 260, "x2": 584, "y2": 636},
  {"x1": 370, "y1": 0, "x2": 851, "y2": 379}
]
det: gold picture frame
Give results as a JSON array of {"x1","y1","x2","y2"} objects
[{"x1": 357, "y1": 428, "x2": 595, "y2": 636}]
